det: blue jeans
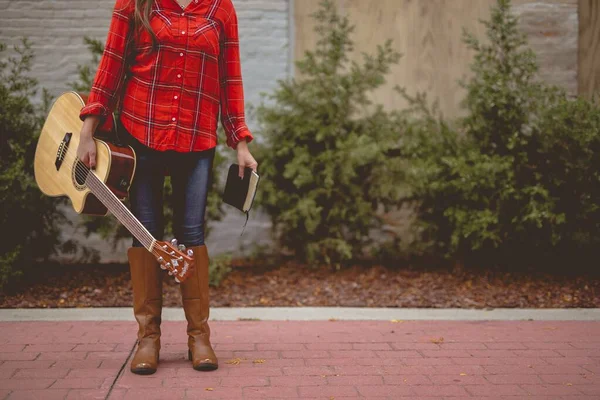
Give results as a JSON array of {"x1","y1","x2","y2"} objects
[{"x1": 118, "y1": 118, "x2": 216, "y2": 248}]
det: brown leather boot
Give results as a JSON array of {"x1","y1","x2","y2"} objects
[
  {"x1": 180, "y1": 244, "x2": 218, "y2": 371},
  {"x1": 128, "y1": 247, "x2": 165, "y2": 375}
]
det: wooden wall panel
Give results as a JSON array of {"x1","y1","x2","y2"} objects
[
  {"x1": 294, "y1": 0, "x2": 495, "y2": 118},
  {"x1": 579, "y1": 0, "x2": 600, "y2": 99},
  {"x1": 294, "y1": 0, "x2": 579, "y2": 117}
]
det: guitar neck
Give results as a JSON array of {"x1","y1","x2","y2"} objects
[{"x1": 85, "y1": 171, "x2": 156, "y2": 251}]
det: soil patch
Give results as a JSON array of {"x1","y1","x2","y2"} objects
[{"x1": 1, "y1": 260, "x2": 598, "y2": 309}]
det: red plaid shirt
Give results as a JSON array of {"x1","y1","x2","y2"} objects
[{"x1": 79, "y1": 0, "x2": 254, "y2": 152}]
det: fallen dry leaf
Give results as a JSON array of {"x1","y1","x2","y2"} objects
[
  {"x1": 253, "y1": 359, "x2": 265, "y2": 364},
  {"x1": 226, "y1": 358, "x2": 243, "y2": 365},
  {"x1": 430, "y1": 337, "x2": 444, "y2": 344},
  {"x1": 205, "y1": 388, "x2": 214, "y2": 391},
  {"x1": 460, "y1": 372, "x2": 467, "y2": 376},
  {"x1": 390, "y1": 319, "x2": 403, "y2": 323},
  {"x1": 328, "y1": 318, "x2": 337, "y2": 322},
  {"x1": 3, "y1": 260, "x2": 600, "y2": 309}
]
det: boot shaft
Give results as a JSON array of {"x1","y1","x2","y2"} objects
[{"x1": 128, "y1": 247, "x2": 165, "y2": 341}]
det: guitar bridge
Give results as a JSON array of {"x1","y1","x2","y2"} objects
[{"x1": 55, "y1": 132, "x2": 72, "y2": 171}]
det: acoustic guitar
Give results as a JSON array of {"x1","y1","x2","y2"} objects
[{"x1": 34, "y1": 91, "x2": 193, "y2": 283}]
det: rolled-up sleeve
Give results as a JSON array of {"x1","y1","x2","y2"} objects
[
  {"x1": 219, "y1": 5, "x2": 254, "y2": 150},
  {"x1": 79, "y1": 0, "x2": 133, "y2": 123}
]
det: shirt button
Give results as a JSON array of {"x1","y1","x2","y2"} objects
[
  {"x1": 172, "y1": 117, "x2": 176, "y2": 122},
  {"x1": 181, "y1": 12, "x2": 185, "y2": 16},
  {"x1": 181, "y1": 31, "x2": 185, "y2": 34},
  {"x1": 174, "y1": 95, "x2": 178, "y2": 99},
  {"x1": 177, "y1": 74, "x2": 181, "y2": 78},
  {"x1": 180, "y1": 52, "x2": 184, "y2": 56}
]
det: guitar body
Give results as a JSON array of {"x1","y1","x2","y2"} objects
[{"x1": 34, "y1": 91, "x2": 136, "y2": 216}]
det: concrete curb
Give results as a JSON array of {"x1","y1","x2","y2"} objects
[{"x1": 1, "y1": 307, "x2": 599, "y2": 322}]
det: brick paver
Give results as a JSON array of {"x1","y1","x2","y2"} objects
[{"x1": 0, "y1": 320, "x2": 599, "y2": 399}]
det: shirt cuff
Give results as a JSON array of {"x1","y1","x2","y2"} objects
[
  {"x1": 227, "y1": 126, "x2": 254, "y2": 150},
  {"x1": 79, "y1": 102, "x2": 110, "y2": 122}
]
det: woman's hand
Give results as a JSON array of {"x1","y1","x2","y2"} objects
[
  {"x1": 77, "y1": 133, "x2": 97, "y2": 169},
  {"x1": 77, "y1": 116, "x2": 100, "y2": 169},
  {"x1": 236, "y1": 139, "x2": 258, "y2": 178}
]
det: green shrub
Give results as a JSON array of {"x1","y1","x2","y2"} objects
[
  {"x1": 399, "y1": 0, "x2": 600, "y2": 267},
  {"x1": 208, "y1": 253, "x2": 232, "y2": 287},
  {"x1": 0, "y1": 38, "x2": 71, "y2": 288},
  {"x1": 253, "y1": 0, "x2": 405, "y2": 267},
  {"x1": 71, "y1": 36, "x2": 227, "y2": 244}
]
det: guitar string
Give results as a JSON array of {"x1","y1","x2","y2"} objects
[
  {"x1": 60, "y1": 148, "x2": 153, "y2": 245},
  {"x1": 83, "y1": 168, "x2": 153, "y2": 248},
  {"x1": 58, "y1": 138, "x2": 186, "y2": 255},
  {"x1": 54, "y1": 152, "x2": 189, "y2": 282},
  {"x1": 84, "y1": 173, "x2": 154, "y2": 248},
  {"x1": 59, "y1": 149, "x2": 189, "y2": 277},
  {"x1": 83, "y1": 168, "x2": 187, "y2": 278}
]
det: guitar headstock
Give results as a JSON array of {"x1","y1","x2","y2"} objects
[{"x1": 152, "y1": 239, "x2": 194, "y2": 283}]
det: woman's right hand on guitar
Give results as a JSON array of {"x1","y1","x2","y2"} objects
[
  {"x1": 78, "y1": 116, "x2": 100, "y2": 169},
  {"x1": 77, "y1": 135, "x2": 97, "y2": 169}
]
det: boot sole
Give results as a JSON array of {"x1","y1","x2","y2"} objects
[
  {"x1": 131, "y1": 367, "x2": 157, "y2": 375},
  {"x1": 188, "y1": 350, "x2": 219, "y2": 371}
]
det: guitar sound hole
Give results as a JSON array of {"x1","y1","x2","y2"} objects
[{"x1": 72, "y1": 160, "x2": 90, "y2": 190}]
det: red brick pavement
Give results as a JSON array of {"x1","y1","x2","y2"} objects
[{"x1": 0, "y1": 320, "x2": 599, "y2": 399}]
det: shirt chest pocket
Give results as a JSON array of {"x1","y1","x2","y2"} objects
[
  {"x1": 135, "y1": 11, "x2": 177, "y2": 49},
  {"x1": 134, "y1": 12, "x2": 220, "y2": 56},
  {"x1": 190, "y1": 17, "x2": 220, "y2": 56}
]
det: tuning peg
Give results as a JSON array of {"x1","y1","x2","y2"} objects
[
  {"x1": 171, "y1": 238, "x2": 178, "y2": 247},
  {"x1": 187, "y1": 249, "x2": 194, "y2": 257},
  {"x1": 178, "y1": 244, "x2": 186, "y2": 251}
]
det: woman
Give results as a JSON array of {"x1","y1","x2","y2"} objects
[{"x1": 77, "y1": 0, "x2": 258, "y2": 375}]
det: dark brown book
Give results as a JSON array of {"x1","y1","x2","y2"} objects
[{"x1": 222, "y1": 164, "x2": 260, "y2": 234}]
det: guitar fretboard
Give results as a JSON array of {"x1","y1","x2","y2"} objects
[{"x1": 82, "y1": 165, "x2": 155, "y2": 250}]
